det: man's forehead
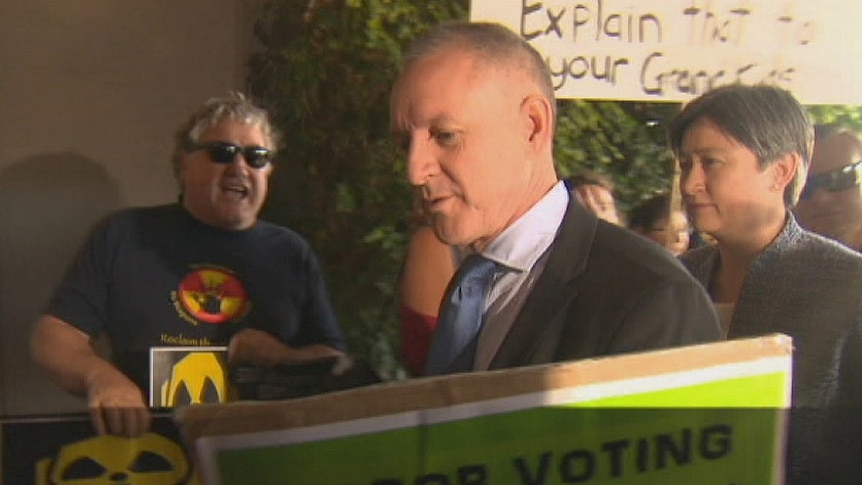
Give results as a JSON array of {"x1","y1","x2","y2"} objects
[
  {"x1": 391, "y1": 64, "x2": 489, "y2": 129},
  {"x1": 390, "y1": 91, "x2": 461, "y2": 132}
]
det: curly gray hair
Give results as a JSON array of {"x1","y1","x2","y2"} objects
[{"x1": 171, "y1": 92, "x2": 281, "y2": 188}]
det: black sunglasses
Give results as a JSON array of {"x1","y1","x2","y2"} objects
[
  {"x1": 188, "y1": 141, "x2": 273, "y2": 169},
  {"x1": 799, "y1": 160, "x2": 862, "y2": 200}
]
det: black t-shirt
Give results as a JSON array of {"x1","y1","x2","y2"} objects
[{"x1": 46, "y1": 203, "x2": 345, "y2": 393}]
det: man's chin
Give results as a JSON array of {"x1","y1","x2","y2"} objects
[
  {"x1": 432, "y1": 224, "x2": 471, "y2": 248},
  {"x1": 214, "y1": 212, "x2": 256, "y2": 231},
  {"x1": 803, "y1": 215, "x2": 849, "y2": 234}
]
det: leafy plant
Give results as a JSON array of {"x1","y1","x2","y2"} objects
[
  {"x1": 807, "y1": 105, "x2": 862, "y2": 131},
  {"x1": 248, "y1": 0, "x2": 468, "y2": 379}
]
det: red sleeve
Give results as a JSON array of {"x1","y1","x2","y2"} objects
[{"x1": 399, "y1": 305, "x2": 438, "y2": 377}]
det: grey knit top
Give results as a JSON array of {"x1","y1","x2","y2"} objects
[{"x1": 681, "y1": 214, "x2": 862, "y2": 483}]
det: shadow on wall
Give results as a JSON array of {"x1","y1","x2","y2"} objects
[{"x1": 0, "y1": 152, "x2": 121, "y2": 416}]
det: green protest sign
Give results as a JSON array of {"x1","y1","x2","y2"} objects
[{"x1": 184, "y1": 336, "x2": 791, "y2": 485}]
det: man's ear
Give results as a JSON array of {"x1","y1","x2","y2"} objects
[{"x1": 521, "y1": 94, "x2": 554, "y2": 151}]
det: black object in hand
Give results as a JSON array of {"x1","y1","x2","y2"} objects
[{"x1": 230, "y1": 356, "x2": 381, "y2": 401}]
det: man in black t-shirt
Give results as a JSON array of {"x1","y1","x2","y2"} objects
[{"x1": 31, "y1": 93, "x2": 346, "y2": 436}]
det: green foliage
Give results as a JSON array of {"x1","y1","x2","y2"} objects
[
  {"x1": 808, "y1": 105, "x2": 862, "y2": 131},
  {"x1": 554, "y1": 100, "x2": 681, "y2": 214},
  {"x1": 249, "y1": 0, "x2": 468, "y2": 379},
  {"x1": 247, "y1": 0, "x2": 681, "y2": 378}
]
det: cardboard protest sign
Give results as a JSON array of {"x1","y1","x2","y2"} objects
[
  {"x1": 470, "y1": 0, "x2": 862, "y2": 104},
  {"x1": 176, "y1": 334, "x2": 792, "y2": 485}
]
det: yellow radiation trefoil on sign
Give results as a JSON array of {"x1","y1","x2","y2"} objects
[
  {"x1": 35, "y1": 432, "x2": 190, "y2": 485},
  {"x1": 160, "y1": 352, "x2": 229, "y2": 407}
]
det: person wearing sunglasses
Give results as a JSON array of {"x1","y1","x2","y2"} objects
[
  {"x1": 30, "y1": 92, "x2": 347, "y2": 437},
  {"x1": 668, "y1": 84, "x2": 862, "y2": 484},
  {"x1": 794, "y1": 124, "x2": 862, "y2": 252}
]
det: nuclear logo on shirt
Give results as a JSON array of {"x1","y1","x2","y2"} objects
[{"x1": 171, "y1": 266, "x2": 250, "y2": 325}]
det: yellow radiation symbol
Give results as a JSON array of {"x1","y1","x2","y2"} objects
[
  {"x1": 159, "y1": 352, "x2": 229, "y2": 407},
  {"x1": 35, "y1": 432, "x2": 190, "y2": 484}
]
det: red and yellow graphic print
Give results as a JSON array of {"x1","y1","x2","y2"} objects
[{"x1": 175, "y1": 266, "x2": 249, "y2": 324}]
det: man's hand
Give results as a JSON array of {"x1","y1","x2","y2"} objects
[
  {"x1": 228, "y1": 328, "x2": 344, "y2": 367},
  {"x1": 85, "y1": 364, "x2": 151, "y2": 437},
  {"x1": 31, "y1": 316, "x2": 152, "y2": 437}
]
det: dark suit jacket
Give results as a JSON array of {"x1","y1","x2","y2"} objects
[{"x1": 489, "y1": 196, "x2": 720, "y2": 369}]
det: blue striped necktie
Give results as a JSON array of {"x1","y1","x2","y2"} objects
[{"x1": 424, "y1": 254, "x2": 498, "y2": 375}]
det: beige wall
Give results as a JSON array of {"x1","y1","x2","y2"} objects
[{"x1": 0, "y1": 0, "x2": 262, "y2": 415}]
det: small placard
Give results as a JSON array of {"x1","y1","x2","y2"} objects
[{"x1": 149, "y1": 346, "x2": 230, "y2": 408}]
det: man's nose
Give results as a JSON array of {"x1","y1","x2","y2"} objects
[
  {"x1": 406, "y1": 137, "x2": 437, "y2": 186},
  {"x1": 224, "y1": 153, "x2": 251, "y2": 174}
]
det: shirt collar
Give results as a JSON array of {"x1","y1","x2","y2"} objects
[{"x1": 481, "y1": 181, "x2": 569, "y2": 272}]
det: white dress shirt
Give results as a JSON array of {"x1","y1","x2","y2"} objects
[{"x1": 473, "y1": 181, "x2": 569, "y2": 370}]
